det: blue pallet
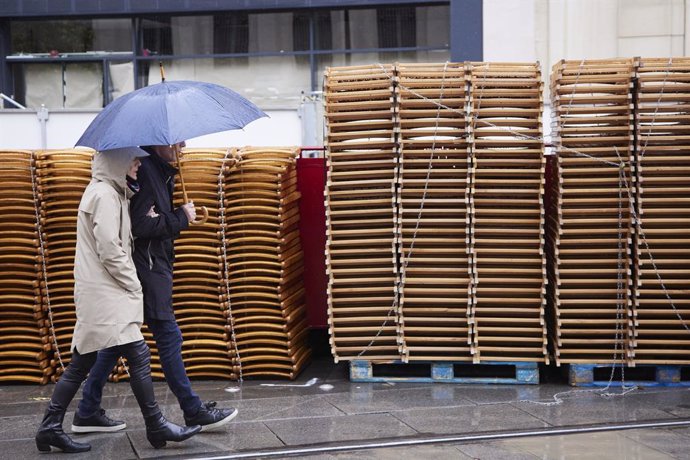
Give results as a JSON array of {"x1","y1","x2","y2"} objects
[
  {"x1": 349, "y1": 360, "x2": 539, "y2": 385},
  {"x1": 568, "y1": 364, "x2": 690, "y2": 387}
]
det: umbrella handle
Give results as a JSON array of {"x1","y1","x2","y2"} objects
[
  {"x1": 173, "y1": 144, "x2": 208, "y2": 226},
  {"x1": 191, "y1": 206, "x2": 209, "y2": 225}
]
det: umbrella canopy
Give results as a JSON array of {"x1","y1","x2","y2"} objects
[{"x1": 76, "y1": 80, "x2": 267, "y2": 151}]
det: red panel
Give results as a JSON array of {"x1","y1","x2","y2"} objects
[{"x1": 296, "y1": 157, "x2": 328, "y2": 328}]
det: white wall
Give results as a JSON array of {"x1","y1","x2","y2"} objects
[
  {"x1": 0, "y1": 109, "x2": 301, "y2": 150},
  {"x1": 483, "y1": 0, "x2": 690, "y2": 142},
  {"x1": 484, "y1": 0, "x2": 689, "y2": 71}
]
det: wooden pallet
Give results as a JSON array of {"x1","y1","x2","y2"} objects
[
  {"x1": 350, "y1": 359, "x2": 538, "y2": 384},
  {"x1": 568, "y1": 363, "x2": 690, "y2": 387}
]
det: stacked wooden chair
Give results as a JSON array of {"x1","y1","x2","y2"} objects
[
  {"x1": 324, "y1": 64, "x2": 403, "y2": 361},
  {"x1": 468, "y1": 62, "x2": 548, "y2": 364},
  {"x1": 0, "y1": 150, "x2": 52, "y2": 383},
  {"x1": 633, "y1": 57, "x2": 690, "y2": 364},
  {"x1": 173, "y1": 148, "x2": 240, "y2": 379},
  {"x1": 35, "y1": 149, "x2": 94, "y2": 380},
  {"x1": 223, "y1": 147, "x2": 310, "y2": 378},
  {"x1": 395, "y1": 62, "x2": 474, "y2": 362},
  {"x1": 548, "y1": 59, "x2": 637, "y2": 365}
]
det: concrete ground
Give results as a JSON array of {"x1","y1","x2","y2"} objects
[{"x1": 1, "y1": 358, "x2": 690, "y2": 459}]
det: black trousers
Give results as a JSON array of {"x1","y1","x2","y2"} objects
[{"x1": 47, "y1": 339, "x2": 160, "y2": 420}]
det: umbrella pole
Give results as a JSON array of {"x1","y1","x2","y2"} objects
[{"x1": 173, "y1": 145, "x2": 209, "y2": 225}]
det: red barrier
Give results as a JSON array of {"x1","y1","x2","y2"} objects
[{"x1": 296, "y1": 156, "x2": 328, "y2": 328}]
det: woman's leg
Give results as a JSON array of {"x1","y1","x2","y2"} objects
[
  {"x1": 118, "y1": 340, "x2": 202, "y2": 449},
  {"x1": 117, "y1": 339, "x2": 159, "y2": 419},
  {"x1": 35, "y1": 349, "x2": 98, "y2": 453}
]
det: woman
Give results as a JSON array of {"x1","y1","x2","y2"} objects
[{"x1": 35, "y1": 148, "x2": 201, "y2": 453}]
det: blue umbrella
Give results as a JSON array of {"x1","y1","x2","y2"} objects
[
  {"x1": 76, "y1": 76, "x2": 267, "y2": 225},
  {"x1": 75, "y1": 80, "x2": 267, "y2": 151}
]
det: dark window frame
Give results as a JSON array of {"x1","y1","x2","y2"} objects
[{"x1": 3, "y1": 4, "x2": 451, "y2": 108}]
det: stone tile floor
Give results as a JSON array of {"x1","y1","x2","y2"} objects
[{"x1": 1, "y1": 358, "x2": 690, "y2": 459}]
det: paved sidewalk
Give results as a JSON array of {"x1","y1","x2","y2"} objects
[{"x1": 1, "y1": 359, "x2": 690, "y2": 459}]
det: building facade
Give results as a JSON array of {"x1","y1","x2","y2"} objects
[{"x1": 0, "y1": 1, "x2": 479, "y2": 111}]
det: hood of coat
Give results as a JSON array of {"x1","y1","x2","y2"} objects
[{"x1": 92, "y1": 147, "x2": 148, "y2": 195}]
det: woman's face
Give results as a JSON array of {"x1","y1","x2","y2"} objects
[{"x1": 128, "y1": 158, "x2": 142, "y2": 180}]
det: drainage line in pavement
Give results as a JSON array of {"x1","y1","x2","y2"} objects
[{"x1": 193, "y1": 419, "x2": 690, "y2": 459}]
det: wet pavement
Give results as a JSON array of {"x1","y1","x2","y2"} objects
[{"x1": 1, "y1": 358, "x2": 690, "y2": 459}]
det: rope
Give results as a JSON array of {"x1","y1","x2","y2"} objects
[
  {"x1": 30, "y1": 152, "x2": 65, "y2": 372},
  {"x1": 217, "y1": 148, "x2": 243, "y2": 382}
]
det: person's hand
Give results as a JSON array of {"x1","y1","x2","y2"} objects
[
  {"x1": 146, "y1": 205, "x2": 159, "y2": 218},
  {"x1": 182, "y1": 201, "x2": 196, "y2": 222}
]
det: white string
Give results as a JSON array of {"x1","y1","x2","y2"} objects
[{"x1": 217, "y1": 148, "x2": 243, "y2": 382}]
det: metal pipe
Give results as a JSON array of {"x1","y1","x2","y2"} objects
[
  {"x1": 0, "y1": 92, "x2": 26, "y2": 109},
  {"x1": 37, "y1": 105, "x2": 49, "y2": 150},
  {"x1": 193, "y1": 419, "x2": 690, "y2": 460}
]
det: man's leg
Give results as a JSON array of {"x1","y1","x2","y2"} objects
[
  {"x1": 147, "y1": 317, "x2": 202, "y2": 417},
  {"x1": 148, "y1": 317, "x2": 238, "y2": 430},
  {"x1": 71, "y1": 347, "x2": 125, "y2": 433}
]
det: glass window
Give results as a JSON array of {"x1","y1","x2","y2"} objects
[
  {"x1": 142, "y1": 56, "x2": 310, "y2": 110},
  {"x1": 142, "y1": 12, "x2": 306, "y2": 56},
  {"x1": 10, "y1": 19, "x2": 132, "y2": 54},
  {"x1": 214, "y1": 12, "x2": 249, "y2": 54},
  {"x1": 13, "y1": 62, "x2": 105, "y2": 109},
  {"x1": 317, "y1": 5, "x2": 449, "y2": 51}
]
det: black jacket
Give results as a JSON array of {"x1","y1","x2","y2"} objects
[{"x1": 130, "y1": 151, "x2": 189, "y2": 321}]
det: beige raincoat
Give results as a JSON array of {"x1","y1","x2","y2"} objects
[{"x1": 71, "y1": 148, "x2": 147, "y2": 354}]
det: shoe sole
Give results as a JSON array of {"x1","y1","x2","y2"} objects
[
  {"x1": 70, "y1": 423, "x2": 127, "y2": 433},
  {"x1": 200, "y1": 408, "x2": 239, "y2": 432}
]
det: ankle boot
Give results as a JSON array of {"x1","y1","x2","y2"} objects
[
  {"x1": 35, "y1": 407, "x2": 91, "y2": 453},
  {"x1": 145, "y1": 413, "x2": 201, "y2": 449}
]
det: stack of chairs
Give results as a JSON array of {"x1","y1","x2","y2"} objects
[
  {"x1": 633, "y1": 57, "x2": 690, "y2": 364},
  {"x1": 35, "y1": 149, "x2": 94, "y2": 380},
  {"x1": 468, "y1": 62, "x2": 548, "y2": 364},
  {"x1": 549, "y1": 59, "x2": 636, "y2": 365},
  {"x1": 223, "y1": 147, "x2": 310, "y2": 379},
  {"x1": 174, "y1": 148, "x2": 240, "y2": 379},
  {"x1": 0, "y1": 150, "x2": 52, "y2": 384},
  {"x1": 324, "y1": 65, "x2": 403, "y2": 361},
  {"x1": 395, "y1": 62, "x2": 474, "y2": 362}
]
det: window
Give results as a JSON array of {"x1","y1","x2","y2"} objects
[
  {"x1": 5, "y1": 4, "x2": 450, "y2": 109},
  {"x1": 11, "y1": 19, "x2": 132, "y2": 54},
  {"x1": 377, "y1": 7, "x2": 416, "y2": 48}
]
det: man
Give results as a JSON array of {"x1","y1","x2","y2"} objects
[{"x1": 71, "y1": 142, "x2": 238, "y2": 433}]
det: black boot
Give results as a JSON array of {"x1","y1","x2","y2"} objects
[
  {"x1": 145, "y1": 413, "x2": 201, "y2": 449},
  {"x1": 35, "y1": 407, "x2": 91, "y2": 453}
]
